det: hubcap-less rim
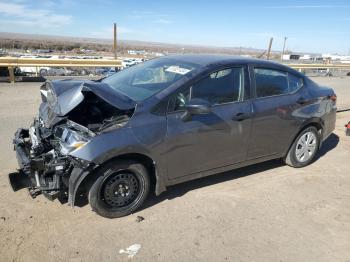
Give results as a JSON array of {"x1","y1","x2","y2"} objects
[
  {"x1": 295, "y1": 131, "x2": 317, "y2": 162},
  {"x1": 102, "y1": 172, "x2": 139, "y2": 208}
]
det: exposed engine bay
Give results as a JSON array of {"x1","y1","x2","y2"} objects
[
  {"x1": 11, "y1": 80, "x2": 134, "y2": 201},
  {"x1": 65, "y1": 92, "x2": 131, "y2": 133}
]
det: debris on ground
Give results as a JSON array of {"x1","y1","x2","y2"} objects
[
  {"x1": 119, "y1": 244, "x2": 141, "y2": 258},
  {"x1": 0, "y1": 216, "x2": 6, "y2": 221},
  {"x1": 135, "y1": 216, "x2": 144, "y2": 223},
  {"x1": 346, "y1": 121, "x2": 350, "y2": 136}
]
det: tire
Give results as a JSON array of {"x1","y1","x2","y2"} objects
[
  {"x1": 88, "y1": 160, "x2": 150, "y2": 218},
  {"x1": 284, "y1": 126, "x2": 320, "y2": 168}
]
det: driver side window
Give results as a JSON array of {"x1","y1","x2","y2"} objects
[{"x1": 170, "y1": 67, "x2": 245, "y2": 112}]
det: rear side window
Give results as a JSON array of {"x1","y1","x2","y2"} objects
[
  {"x1": 254, "y1": 68, "x2": 303, "y2": 98},
  {"x1": 254, "y1": 68, "x2": 288, "y2": 97}
]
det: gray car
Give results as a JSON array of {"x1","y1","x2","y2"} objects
[{"x1": 11, "y1": 55, "x2": 337, "y2": 218}]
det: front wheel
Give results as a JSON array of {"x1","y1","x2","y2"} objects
[
  {"x1": 88, "y1": 160, "x2": 150, "y2": 218},
  {"x1": 284, "y1": 126, "x2": 320, "y2": 168}
]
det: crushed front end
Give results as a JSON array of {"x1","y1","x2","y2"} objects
[
  {"x1": 12, "y1": 118, "x2": 94, "y2": 201},
  {"x1": 10, "y1": 80, "x2": 134, "y2": 205}
]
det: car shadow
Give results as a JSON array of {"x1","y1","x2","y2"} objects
[
  {"x1": 140, "y1": 159, "x2": 283, "y2": 211},
  {"x1": 314, "y1": 133, "x2": 339, "y2": 161},
  {"x1": 141, "y1": 132, "x2": 340, "y2": 211}
]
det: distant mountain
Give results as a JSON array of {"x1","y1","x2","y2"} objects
[{"x1": 0, "y1": 32, "x2": 270, "y2": 56}]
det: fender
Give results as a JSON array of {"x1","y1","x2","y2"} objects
[
  {"x1": 67, "y1": 128, "x2": 167, "y2": 206},
  {"x1": 283, "y1": 117, "x2": 324, "y2": 157},
  {"x1": 67, "y1": 151, "x2": 167, "y2": 206}
]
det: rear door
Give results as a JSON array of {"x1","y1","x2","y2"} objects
[
  {"x1": 247, "y1": 66, "x2": 305, "y2": 159},
  {"x1": 165, "y1": 66, "x2": 253, "y2": 180}
]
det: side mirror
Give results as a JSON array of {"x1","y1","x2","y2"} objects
[
  {"x1": 185, "y1": 98, "x2": 211, "y2": 115},
  {"x1": 181, "y1": 98, "x2": 211, "y2": 121}
]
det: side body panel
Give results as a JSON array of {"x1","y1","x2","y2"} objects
[
  {"x1": 247, "y1": 65, "x2": 337, "y2": 160},
  {"x1": 165, "y1": 101, "x2": 252, "y2": 180},
  {"x1": 247, "y1": 88, "x2": 309, "y2": 159}
]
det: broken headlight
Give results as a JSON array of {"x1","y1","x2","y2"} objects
[{"x1": 58, "y1": 128, "x2": 90, "y2": 155}]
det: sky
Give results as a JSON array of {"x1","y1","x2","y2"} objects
[{"x1": 0, "y1": 0, "x2": 349, "y2": 54}]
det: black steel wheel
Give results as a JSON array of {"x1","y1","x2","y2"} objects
[
  {"x1": 102, "y1": 172, "x2": 140, "y2": 208},
  {"x1": 88, "y1": 160, "x2": 150, "y2": 218}
]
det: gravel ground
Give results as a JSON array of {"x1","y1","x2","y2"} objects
[{"x1": 0, "y1": 77, "x2": 349, "y2": 262}]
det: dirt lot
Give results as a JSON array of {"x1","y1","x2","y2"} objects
[{"x1": 0, "y1": 77, "x2": 350, "y2": 262}]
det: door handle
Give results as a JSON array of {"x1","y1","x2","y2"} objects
[{"x1": 232, "y1": 112, "x2": 250, "y2": 121}]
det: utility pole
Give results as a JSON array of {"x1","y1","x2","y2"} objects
[
  {"x1": 113, "y1": 23, "x2": 117, "y2": 60},
  {"x1": 113, "y1": 23, "x2": 118, "y2": 70},
  {"x1": 266, "y1": 37, "x2": 273, "y2": 60},
  {"x1": 281, "y1": 37, "x2": 288, "y2": 61}
]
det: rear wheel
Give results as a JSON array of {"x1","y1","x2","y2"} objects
[
  {"x1": 284, "y1": 126, "x2": 320, "y2": 168},
  {"x1": 88, "y1": 160, "x2": 150, "y2": 218}
]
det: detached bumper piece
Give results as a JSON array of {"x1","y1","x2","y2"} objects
[
  {"x1": 8, "y1": 171, "x2": 32, "y2": 191},
  {"x1": 346, "y1": 122, "x2": 350, "y2": 136},
  {"x1": 12, "y1": 128, "x2": 70, "y2": 201}
]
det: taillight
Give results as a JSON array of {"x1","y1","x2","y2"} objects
[
  {"x1": 329, "y1": 94, "x2": 337, "y2": 103},
  {"x1": 345, "y1": 122, "x2": 350, "y2": 129}
]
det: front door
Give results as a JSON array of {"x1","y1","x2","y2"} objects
[{"x1": 165, "y1": 66, "x2": 253, "y2": 180}]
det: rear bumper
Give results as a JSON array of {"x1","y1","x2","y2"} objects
[{"x1": 322, "y1": 106, "x2": 337, "y2": 142}]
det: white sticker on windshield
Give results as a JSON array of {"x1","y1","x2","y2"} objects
[{"x1": 165, "y1": 66, "x2": 191, "y2": 75}]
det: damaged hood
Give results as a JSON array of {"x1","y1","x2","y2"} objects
[{"x1": 41, "y1": 80, "x2": 136, "y2": 116}]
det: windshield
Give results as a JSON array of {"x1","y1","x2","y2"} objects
[{"x1": 102, "y1": 58, "x2": 200, "y2": 101}]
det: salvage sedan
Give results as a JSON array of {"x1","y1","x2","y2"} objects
[{"x1": 11, "y1": 55, "x2": 337, "y2": 218}]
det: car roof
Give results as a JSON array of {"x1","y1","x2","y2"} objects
[{"x1": 161, "y1": 54, "x2": 292, "y2": 71}]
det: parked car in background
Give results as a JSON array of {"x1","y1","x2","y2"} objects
[
  {"x1": 122, "y1": 58, "x2": 137, "y2": 68},
  {"x1": 0, "y1": 48, "x2": 7, "y2": 57},
  {"x1": 11, "y1": 55, "x2": 337, "y2": 218},
  {"x1": 39, "y1": 67, "x2": 74, "y2": 76},
  {"x1": 0, "y1": 67, "x2": 24, "y2": 80},
  {"x1": 121, "y1": 58, "x2": 146, "y2": 69},
  {"x1": 19, "y1": 55, "x2": 51, "y2": 76},
  {"x1": 20, "y1": 66, "x2": 51, "y2": 76},
  {"x1": 103, "y1": 68, "x2": 119, "y2": 77},
  {"x1": 94, "y1": 67, "x2": 120, "y2": 77}
]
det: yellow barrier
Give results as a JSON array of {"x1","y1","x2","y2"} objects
[
  {"x1": 287, "y1": 63, "x2": 350, "y2": 69},
  {"x1": 0, "y1": 57, "x2": 122, "y2": 68},
  {"x1": 1, "y1": 56, "x2": 350, "y2": 83},
  {"x1": 0, "y1": 57, "x2": 122, "y2": 83}
]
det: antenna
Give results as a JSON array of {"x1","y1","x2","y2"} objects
[{"x1": 113, "y1": 23, "x2": 117, "y2": 60}]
